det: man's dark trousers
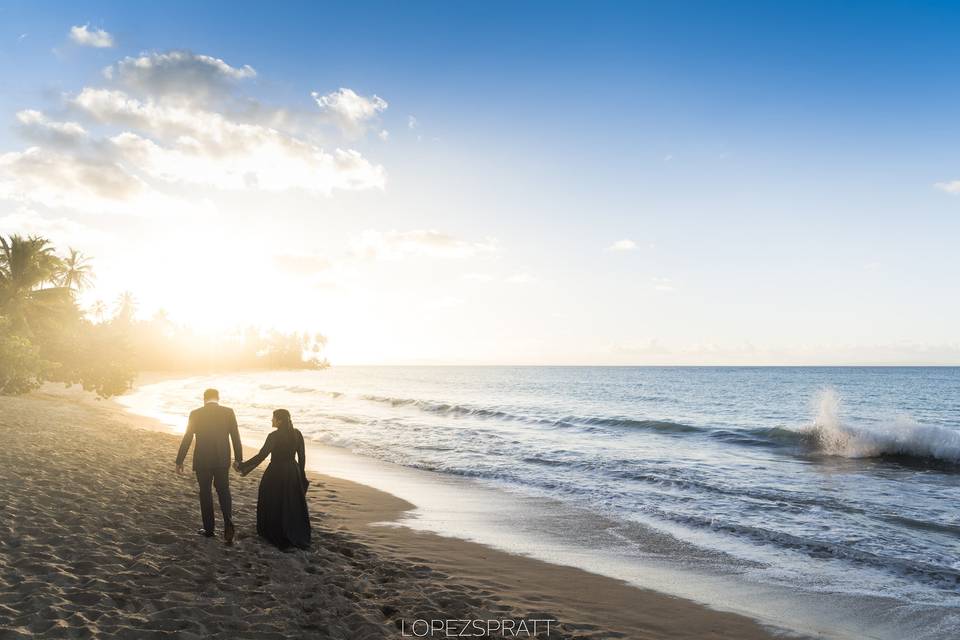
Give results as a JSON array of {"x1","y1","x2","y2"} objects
[{"x1": 196, "y1": 467, "x2": 232, "y2": 534}]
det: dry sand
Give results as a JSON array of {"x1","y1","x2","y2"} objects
[{"x1": 0, "y1": 384, "x2": 788, "y2": 639}]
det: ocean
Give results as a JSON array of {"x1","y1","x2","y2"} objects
[{"x1": 121, "y1": 366, "x2": 960, "y2": 638}]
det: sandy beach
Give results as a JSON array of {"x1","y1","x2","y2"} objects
[{"x1": 0, "y1": 383, "x2": 785, "y2": 639}]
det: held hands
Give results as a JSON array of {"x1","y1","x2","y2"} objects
[{"x1": 176, "y1": 461, "x2": 245, "y2": 475}]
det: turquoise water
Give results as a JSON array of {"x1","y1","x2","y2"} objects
[{"x1": 125, "y1": 366, "x2": 960, "y2": 636}]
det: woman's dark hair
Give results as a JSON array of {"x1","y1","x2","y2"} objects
[{"x1": 273, "y1": 408, "x2": 293, "y2": 430}]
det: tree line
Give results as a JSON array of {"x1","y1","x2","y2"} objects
[{"x1": 0, "y1": 234, "x2": 327, "y2": 397}]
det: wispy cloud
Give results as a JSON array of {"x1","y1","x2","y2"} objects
[
  {"x1": 934, "y1": 180, "x2": 960, "y2": 194},
  {"x1": 69, "y1": 24, "x2": 115, "y2": 48},
  {"x1": 606, "y1": 238, "x2": 637, "y2": 252},
  {"x1": 352, "y1": 229, "x2": 498, "y2": 260}
]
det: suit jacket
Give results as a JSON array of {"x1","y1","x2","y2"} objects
[{"x1": 176, "y1": 402, "x2": 243, "y2": 471}]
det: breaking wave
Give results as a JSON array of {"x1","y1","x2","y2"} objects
[
  {"x1": 269, "y1": 383, "x2": 960, "y2": 467},
  {"x1": 785, "y1": 388, "x2": 960, "y2": 465}
]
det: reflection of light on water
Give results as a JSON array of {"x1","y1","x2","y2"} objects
[
  {"x1": 117, "y1": 374, "x2": 280, "y2": 438},
  {"x1": 117, "y1": 385, "x2": 188, "y2": 433}
]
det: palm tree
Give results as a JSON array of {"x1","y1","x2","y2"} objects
[
  {"x1": 58, "y1": 248, "x2": 94, "y2": 292},
  {"x1": 0, "y1": 235, "x2": 72, "y2": 334},
  {"x1": 114, "y1": 291, "x2": 137, "y2": 323},
  {"x1": 91, "y1": 300, "x2": 107, "y2": 323}
]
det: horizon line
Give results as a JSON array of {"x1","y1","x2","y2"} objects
[{"x1": 324, "y1": 362, "x2": 960, "y2": 368}]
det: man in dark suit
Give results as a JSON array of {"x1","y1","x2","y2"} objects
[{"x1": 175, "y1": 388, "x2": 243, "y2": 544}]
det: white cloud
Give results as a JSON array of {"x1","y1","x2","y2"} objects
[
  {"x1": 934, "y1": 180, "x2": 960, "y2": 194},
  {"x1": 109, "y1": 131, "x2": 384, "y2": 194},
  {"x1": 104, "y1": 51, "x2": 256, "y2": 100},
  {"x1": 70, "y1": 87, "x2": 385, "y2": 194},
  {"x1": 73, "y1": 87, "x2": 263, "y2": 145},
  {"x1": 379, "y1": 129, "x2": 390, "y2": 141},
  {"x1": 16, "y1": 110, "x2": 88, "y2": 146},
  {"x1": 408, "y1": 115, "x2": 418, "y2": 129},
  {"x1": 1, "y1": 50, "x2": 387, "y2": 217},
  {"x1": 353, "y1": 229, "x2": 498, "y2": 260},
  {"x1": 312, "y1": 88, "x2": 387, "y2": 135},
  {"x1": 70, "y1": 24, "x2": 115, "y2": 48},
  {"x1": 606, "y1": 238, "x2": 637, "y2": 252}
]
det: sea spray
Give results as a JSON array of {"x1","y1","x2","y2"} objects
[{"x1": 804, "y1": 388, "x2": 960, "y2": 463}]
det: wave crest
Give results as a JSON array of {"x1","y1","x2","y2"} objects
[{"x1": 794, "y1": 389, "x2": 960, "y2": 464}]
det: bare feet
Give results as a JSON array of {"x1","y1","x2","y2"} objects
[{"x1": 224, "y1": 521, "x2": 235, "y2": 545}]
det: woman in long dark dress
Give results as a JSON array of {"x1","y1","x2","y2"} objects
[{"x1": 238, "y1": 409, "x2": 311, "y2": 549}]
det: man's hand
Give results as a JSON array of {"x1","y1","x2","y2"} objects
[
  {"x1": 176, "y1": 462, "x2": 184, "y2": 474},
  {"x1": 233, "y1": 461, "x2": 242, "y2": 473}
]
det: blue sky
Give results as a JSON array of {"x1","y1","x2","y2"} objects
[{"x1": 1, "y1": 1, "x2": 959, "y2": 364}]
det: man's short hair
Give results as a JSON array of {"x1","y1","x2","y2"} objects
[{"x1": 203, "y1": 388, "x2": 220, "y2": 402}]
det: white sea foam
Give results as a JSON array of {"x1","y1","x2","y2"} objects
[{"x1": 802, "y1": 388, "x2": 960, "y2": 463}]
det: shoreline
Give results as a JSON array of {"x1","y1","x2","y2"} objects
[{"x1": 1, "y1": 381, "x2": 788, "y2": 639}]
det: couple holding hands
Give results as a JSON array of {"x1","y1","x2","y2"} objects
[{"x1": 175, "y1": 388, "x2": 311, "y2": 550}]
